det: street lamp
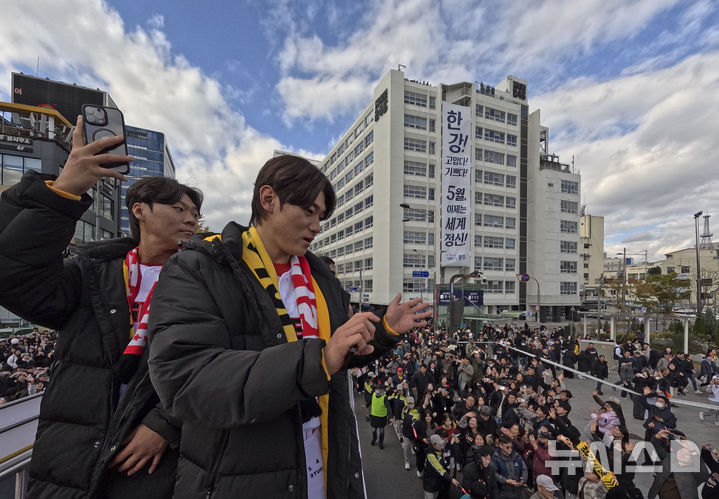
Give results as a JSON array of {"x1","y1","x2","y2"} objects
[{"x1": 694, "y1": 211, "x2": 703, "y2": 314}]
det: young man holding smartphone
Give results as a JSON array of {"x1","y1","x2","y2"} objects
[
  {"x1": 0, "y1": 116, "x2": 202, "y2": 498},
  {"x1": 147, "y1": 154, "x2": 431, "y2": 499}
]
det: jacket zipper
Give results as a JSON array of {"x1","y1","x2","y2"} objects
[{"x1": 205, "y1": 429, "x2": 230, "y2": 498}]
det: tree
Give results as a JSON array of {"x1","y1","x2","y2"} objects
[
  {"x1": 635, "y1": 273, "x2": 690, "y2": 315},
  {"x1": 196, "y1": 215, "x2": 212, "y2": 234},
  {"x1": 647, "y1": 266, "x2": 661, "y2": 276}
]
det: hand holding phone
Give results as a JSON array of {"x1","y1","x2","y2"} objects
[
  {"x1": 53, "y1": 115, "x2": 133, "y2": 197},
  {"x1": 81, "y1": 105, "x2": 130, "y2": 174}
]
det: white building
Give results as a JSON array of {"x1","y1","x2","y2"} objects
[
  {"x1": 580, "y1": 214, "x2": 605, "y2": 300},
  {"x1": 310, "y1": 69, "x2": 580, "y2": 322}
]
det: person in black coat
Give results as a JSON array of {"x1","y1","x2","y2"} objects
[
  {"x1": 593, "y1": 355, "x2": 610, "y2": 395},
  {"x1": 0, "y1": 131, "x2": 203, "y2": 499},
  {"x1": 462, "y1": 445, "x2": 497, "y2": 499},
  {"x1": 147, "y1": 155, "x2": 432, "y2": 499}
]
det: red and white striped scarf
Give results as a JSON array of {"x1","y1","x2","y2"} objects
[
  {"x1": 122, "y1": 247, "x2": 159, "y2": 356},
  {"x1": 288, "y1": 255, "x2": 318, "y2": 339}
]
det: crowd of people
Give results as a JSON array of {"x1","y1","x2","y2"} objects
[
  {"x1": 0, "y1": 329, "x2": 55, "y2": 403},
  {"x1": 354, "y1": 323, "x2": 719, "y2": 499}
]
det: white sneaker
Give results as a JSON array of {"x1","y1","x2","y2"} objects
[
  {"x1": 696, "y1": 390, "x2": 703, "y2": 394},
  {"x1": 405, "y1": 462, "x2": 410, "y2": 470},
  {"x1": 715, "y1": 421, "x2": 719, "y2": 427},
  {"x1": 417, "y1": 470, "x2": 422, "y2": 478},
  {"x1": 700, "y1": 412, "x2": 705, "y2": 421}
]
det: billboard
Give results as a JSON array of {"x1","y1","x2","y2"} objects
[
  {"x1": 12, "y1": 73, "x2": 104, "y2": 122},
  {"x1": 441, "y1": 102, "x2": 472, "y2": 267}
]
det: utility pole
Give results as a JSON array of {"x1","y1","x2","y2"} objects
[
  {"x1": 694, "y1": 211, "x2": 703, "y2": 314},
  {"x1": 622, "y1": 247, "x2": 627, "y2": 307}
]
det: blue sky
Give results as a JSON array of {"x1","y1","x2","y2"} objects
[{"x1": 1, "y1": 0, "x2": 718, "y2": 260}]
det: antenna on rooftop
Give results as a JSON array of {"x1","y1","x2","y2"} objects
[{"x1": 700, "y1": 214, "x2": 713, "y2": 249}]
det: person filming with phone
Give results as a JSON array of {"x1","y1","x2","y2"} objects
[{"x1": 0, "y1": 114, "x2": 202, "y2": 498}]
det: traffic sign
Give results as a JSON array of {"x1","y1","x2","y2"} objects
[
  {"x1": 515, "y1": 273, "x2": 530, "y2": 282},
  {"x1": 412, "y1": 270, "x2": 430, "y2": 278},
  {"x1": 362, "y1": 293, "x2": 370, "y2": 298},
  {"x1": 349, "y1": 287, "x2": 358, "y2": 291}
]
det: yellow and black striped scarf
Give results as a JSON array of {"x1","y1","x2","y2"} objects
[{"x1": 238, "y1": 226, "x2": 332, "y2": 486}]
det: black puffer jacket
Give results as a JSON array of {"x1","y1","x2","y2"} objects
[
  {"x1": 148, "y1": 222, "x2": 401, "y2": 499},
  {"x1": 0, "y1": 172, "x2": 180, "y2": 498}
]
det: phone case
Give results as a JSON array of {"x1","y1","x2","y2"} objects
[{"x1": 81, "y1": 104, "x2": 130, "y2": 174}]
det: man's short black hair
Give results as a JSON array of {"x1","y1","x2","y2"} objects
[
  {"x1": 126, "y1": 177, "x2": 203, "y2": 241},
  {"x1": 249, "y1": 155, "x2": 336, "y2": 226}
]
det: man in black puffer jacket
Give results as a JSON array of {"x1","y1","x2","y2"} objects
[
  {"x1": 148, "y1": 155, "x2": 430, "y2": 499},
  {"x1": 0, "y1": 120, "x2": 202, "y2": 498}
]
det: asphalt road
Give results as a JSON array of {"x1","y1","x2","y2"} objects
[{"x1": 354, "y1": 366, "x2": 719, "y2": 498}]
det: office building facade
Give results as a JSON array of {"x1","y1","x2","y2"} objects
[
  {"x1": 310, "y1": 69, "x2": 581, "y2": 321},
  {"x1": 120, "y1": 126, "x2": 176, "y2": 237}
]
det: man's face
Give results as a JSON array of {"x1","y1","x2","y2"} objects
[
  {"x1": 134, "y1": 194, "x2": 198, "y2": 253},
  {"x1": 258, "y1": 188, "x2": 326, "y2": 263}
]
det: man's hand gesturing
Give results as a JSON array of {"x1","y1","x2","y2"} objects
[{"x1": 384, "y1": 293, "x2": 431, "y2": 334}]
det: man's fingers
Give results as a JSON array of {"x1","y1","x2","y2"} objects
[
  {"x1": 84, "y1": 134, "x2": 126, "y2": 155},
  {"x1": 108, "y1": 446, "x2": 131, "y2": 469},
  {"x1": 148, "y1": 453, "x2": 162, "y2": 474},
  {"x1": 356, "y1": 344, "x2": 374, "y2": 356},
  {"x1": 94, "y1": 164, "x2": 130, "y2": 182},
  {"x1": 390, "y1": 292, "x2": 402, "y2": 306},
  {"x1": 351, "y1": 311, "x2": 380, "y2": 323},
  {"x1": 126, "y1": 455, "x2": 151, "y2": 476},
  {"x1": 116, "y1": 451, "x2": 140, "y2": 473},
  {"x1": 71, "y1": 116, "x2": 86, "y2": 150}
]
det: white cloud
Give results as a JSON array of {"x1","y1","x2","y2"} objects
[
  {"x1": 272, "y1": 0, "x2": 679, "y2": 122},
  {"x1": 0, "y1": 0, "x2": 297, "y2": 231},
  {"x1": 533, "y1": 51, "x2": 719, "y2": 261}
]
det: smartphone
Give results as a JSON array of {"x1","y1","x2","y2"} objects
[{"x1": 81, "y1": 104, "x2": 130, "y2": 173}]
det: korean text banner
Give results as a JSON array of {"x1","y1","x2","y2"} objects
[{"x1": 441, "y1": 102, "x2": 472, "y2": 267}]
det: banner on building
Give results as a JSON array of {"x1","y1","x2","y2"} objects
[{"x1": 441, "y1": 102, "x2": 471, "y2": 267}]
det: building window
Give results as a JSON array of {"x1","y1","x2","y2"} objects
[
  {"x1": 428, "y1": 164, "x2": 435, "y2": 178},
  {"x1": 561, "y1": 180, "x2": 579, "y2": 194},
  {"x1": 475, "y1": 126, "x2": 483, "y2": 139},
  {"x1": 560, "y1": 220, "x2": 578, "y2": 233},
  {"x1": 484, "y1": 215, "x2": 504, "y2": 228},
  {"x1": 403, "y1": 253, "x2": 425, "y2": 268},
  {"x1": 485, "y1": 107, "x2": 505, "y2": 122},
  {"x1": 428, "y1": 142, "x2": 435, "y2": 155},
  {"x1": 681, "y1": 265, "x2": 690, "y2": 273},
  {"x1": 404, "y1": 137, "x2": 427, "y2": 153},
  {"x1": 507, "y1": 113, "x2": 518, "y2": 126},
  {"x1": 475, "y1": 148, "x2": 483, "y2": 161},
  {"x1": 404, "y1": 160, "x2": 427, "y2": 176},
  {"x1": 561, "y1": 200, "x2": 578, "y2": 213},
  {"x1": 484, "y1": 236, "x2": 504, "y2": 248},
  {"x1": 364, "y1": 237, "x2": 373, "y2": 249},
  {"x1": 365, "y1": 215, "x2": 373, "y2": 228},
  {"x1": 506, "y1": 175, "x2": 517, "y2": 188},
  {"x1": 403, "y1": 184, "x2": 427, "y2": 199},
  {"x1": 560, "y1": 241, "x2": 578, "y2": 253},
  {"x1": 485, "y1": 280, "x2": 504, "y2": 293},
  {"x1": 483, "y1": 171, "x2": 504, "y2": 186},
  {"x1": 474, "y1": 235, "x2": 482, "y2": 246},
  {"x1": 475, "y1": 169, "x2": 483, "y2": 183},
  {"x1": 475, "y1": 104, "x2": 484, "y2": 116},
  {"x1": 404, "y1": 91, "x2": 427, "y2": 107},
  {"x1": 429, "y1": 119, "x2": 435, "y2": 132},
  {"x1": 505, "y1": 258, "x2": 516, "y2": 271},
  {"x1": 484, "y1": 193, "x2": 504, "y2": 207},
  {"x1": 474, "y1": 213, "x2": 482, "y2": 226},
  {"x1": 403, "y1": 208, "x2": 433, "y2": 223},
  {"x1": 475, "y1": 191, "x2": 483, "y2": 204},
  {"x1": 403, "y1": 279, "x2": 425, "y2": 293},
  {"x1": 404, "y1": 114, "x2": 427, "y2": 130},
  {"x1": 506, "y1": 155, "x2": 517, "y2": 167},
  {"x1": 505, "y1": 197, "x2": 516, "y2": 209},
  {"x1": 404, "y1": 231, "x2": 426, "y2": 244},
  {"x1": 474, "y1": 256, "x2": 482, "y2": 270},
  {"x1": 505, "y1": 238, "x2": 516, "y2": 249},
  {"x1": 505, "y1": 280, "x2": 516, "y2": 293},
  {"x1": 429, "y1": 96, "x2": 436, "y2": 109},
  {"x1": 560, "y1": 261, "x2": 578, "y2": 273},
  {"x1": 484, "y1": 150, "x2": 505, "y2": 165},
  {"x1": 484, "y1": 257, "x2": 503, "y2": 270},
  {"x1": 484, "y1": 129, "x2": 505, "y2": 144},
  {"x1": 506, "y1": 134, "x2": 517, "y2": 147},
  {"x1": 560, "y1": 282, "x2": 578, "y2": 295},
  {"x1": 505, "y1": 217, "x2": 516, "y2": 229}
]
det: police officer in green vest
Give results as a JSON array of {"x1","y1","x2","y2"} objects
[{"x1": 370, "y1": 383, "x2": 394, "y2": 449}]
